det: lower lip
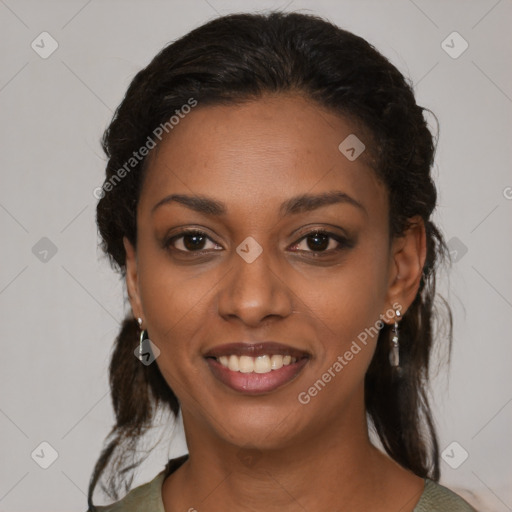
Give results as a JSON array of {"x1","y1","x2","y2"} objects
[{"x1": 206, "y1": 357, "x2": 309, "y2": 395}]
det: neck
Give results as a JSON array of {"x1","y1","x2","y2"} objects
[{"x1": 162, "y1": 388, "x2": 423, "y2": 511}]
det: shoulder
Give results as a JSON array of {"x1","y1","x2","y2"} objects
[
  {"x1": 414, "y1": 479, "x2": 478, "y2": 512},
  {"x1": 85, "y1": 470, "x2": 167, "y2": 512},
  {"x1": 85, "y1": 454, "x2": 189, "y2": 512}
]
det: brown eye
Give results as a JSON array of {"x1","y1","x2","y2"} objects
[
  {"x1": 182, "y1": 232, "x2": 207, "y2": 251},
  {"x1": 166, "y1": 230, "x2": 221, "y2": 253},
  {"x1": 304, "y1": 232, "x2": 330, "y2": 251},
  {"x1": 290, "y1": 230, "x2": 352, "y2": 255}
]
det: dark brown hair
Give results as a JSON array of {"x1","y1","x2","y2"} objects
[{"x1": 88, "y1": 10, "x2": 452, "y2": 509}]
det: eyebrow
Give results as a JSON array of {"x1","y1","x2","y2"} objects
[{"x1": 151, "y1": 190, "x2": 367, "y2": 218}]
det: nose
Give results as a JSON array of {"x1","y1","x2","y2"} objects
[{"x1": 216, "y1": 241, "x2": 294, "y2": 327}]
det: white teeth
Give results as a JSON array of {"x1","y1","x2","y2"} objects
[
  {"x1": 228, "y1": 355, "x2": 239, "y2": 371},
  {"x1": 215, "y1": 354, "x2": 300, "y2": 373},
  {"x1": 270, "y1": 354, "x2": 283, "y2": 370},
  {"x1": 253, "y1": 355, "x2": 271, "y2": 373},
  {"x1": 239, "y1": 355, "x2": 254, "y2": 373}
]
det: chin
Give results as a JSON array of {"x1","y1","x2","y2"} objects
[{"x1": 207, "y1": 403, "x2": 308, "y2": 451}]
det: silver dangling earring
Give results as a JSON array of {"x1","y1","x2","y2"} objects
[
  {"x1": 389, "y1": 309, "x2": 401, "y2": 367},
  {"x1": 137, "y1": 317, "x2": 146, "y2": 362}
]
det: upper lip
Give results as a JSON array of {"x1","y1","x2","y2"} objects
[{"x1": 203, "y1": 342, "x2": 310, "y2": 360}]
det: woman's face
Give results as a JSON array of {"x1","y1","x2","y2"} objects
[{"x1": 124, "y1": 93, "x2": 423, "y2": 450}]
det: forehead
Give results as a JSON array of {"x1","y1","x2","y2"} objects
[{"x1": 139, "y1": 93, "x2": 387, "y2": 220}]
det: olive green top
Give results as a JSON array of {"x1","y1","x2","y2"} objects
[{"x1": 88, "y1": 455, "x2": 477, "y2": 511}]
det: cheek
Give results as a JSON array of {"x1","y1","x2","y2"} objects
[
  {"x1": 136, "y1": 250, "x2": 211, "y2": 370},
  {"x1": 136, "y1": 231, "x2": 217, "y2": 330},
  {"x1": 299, "y1": 240, "x2": 390, "y2": 382},
  {"x1": 296, "y1": 275, "x2": 387, "y2": 414},
  {"x1": 308, "y1": 247, "x2": 388, "y2": 334}
]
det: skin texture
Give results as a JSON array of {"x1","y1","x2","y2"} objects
[{"x1": 124, "y1": 93, "x2": 427, "y2": 511}]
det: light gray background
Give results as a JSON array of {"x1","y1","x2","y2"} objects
[{"x1": 1, "y1": 0, "x2": 511, "y2": 510}]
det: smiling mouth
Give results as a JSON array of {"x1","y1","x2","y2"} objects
[
  {"x1": 204, "y1": 342, "x2": 310, "y2": 394},
  {"x1": 208, "y1": 354, "x2": 302, "y2": 374}
]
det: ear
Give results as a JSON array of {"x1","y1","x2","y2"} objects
[
  {"x1": 383, "y1": 215, "x2": 427, "y2": 322},
  {"x1": 123, "y1": 236, "x2": 143, "y2": 322}
]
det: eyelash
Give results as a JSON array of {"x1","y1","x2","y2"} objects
[{"x1": 164, "y1": 228, "x2": 353, "y2": 257}]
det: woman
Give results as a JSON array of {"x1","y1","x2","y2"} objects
[{"x1": 87, "y1": 11, "x2": 477, "y2": 512}]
